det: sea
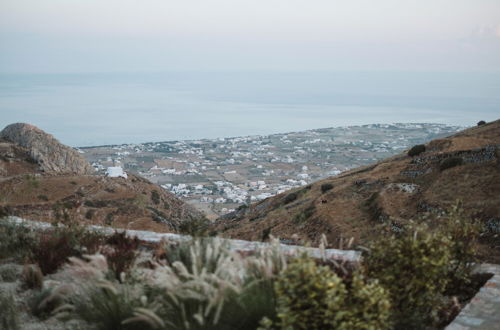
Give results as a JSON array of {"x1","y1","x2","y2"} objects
[{"x1": 0, "y1": 71, "x2": 499, "y2": 147}]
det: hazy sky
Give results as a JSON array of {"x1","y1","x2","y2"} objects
[{"x1": 1, "y1": 0, "x2": 500, "y2": 73}]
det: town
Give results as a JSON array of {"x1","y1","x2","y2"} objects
[{"x1": 80, "y1": 123, "x2": 463, "y2": 219}]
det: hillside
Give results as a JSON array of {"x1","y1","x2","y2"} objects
[
  {"x1": 0, "y1": 123, "x2": 204, "y2": 232},
  {"x1": 213, "y1": 120, "x2": 500, "y2": 262}
]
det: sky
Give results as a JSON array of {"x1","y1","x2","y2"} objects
[{"x1": 1, "y1": 0, "x2": 500, "y2": 73}]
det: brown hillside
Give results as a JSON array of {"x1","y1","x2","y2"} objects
[
  {"x1": 213, "y1": 120, "x2": 500, "y2": 262},
  {"x1": 0, "y1": 126, "x2": 204, "y2": 232}
]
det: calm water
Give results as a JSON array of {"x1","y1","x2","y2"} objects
[{"x1": 0, "y1": 71, "x2": 499, "y2": 147}]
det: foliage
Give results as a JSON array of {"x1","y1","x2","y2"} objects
[
  {"x1": 271, "y1": 256, "x2": 347, "y2": 330},
  {"x1": 292, "y1": 204, "x2": 315, "y2": 225},
  {"x1": 364, "y1": 226, "x2": 452, "y2": 328},
  {"x1": 22, "y1": 264, "x2": 44, "y2": 290},
  {"x1": 178, "y1": 216, "x2": 210, "y2": 237},
  {"x1": 408, "y1": 144, "x2": 426, "y2": 157},
  {"x1": 30, "y1": 286, "x2": 68, "y2": 320},
  {"x1": 477, "y1": 120, "x2": 486, "y2": 126},
  {"x1": 436, "y1": 203, "x2": 481, "y2": 295},
  {"x1": 283, "y1": 192, "x2": 298, "y2": 204},
  {"x1": 73, "y1": 280, "x2": 149, "y2": 330},
  {"x1": 37, "y1": 194, "x2": 49, "y2": 201},
  {"x1": 320, "y1": 183, "x2": 334, "y2": 193},
  {"x1": 0, "y1": 291, "x2": 19, "y2": 330},
  {"x1": 264, "y1": 256, "x2": 391, "y2": 330},
  {"x1": 364, "y1": 192, "x2": 384, "y2": 222},
  {"x1": 151, "y1": 190, "x2": 161, "y2": 205},
  {"x1": 102, "y1": 231, "x2": 140, "y2": 281},
  {"x1": 0, "y1": 219, "x2": 36, "y2": 260},
  {"x1": 30, "y1": 224, "x2": 105, "y2": 274},
  {"x1": 134, "y1": 238, "x2": 287, "y2": 330},
  {"x1": 439, "y1": 157, "x2": 463, "y2": 171}
]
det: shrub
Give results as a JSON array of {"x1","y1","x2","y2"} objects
[
  {"x1": 283, "y1": 192, "x2": 298, "y2": 205},
  {"x1": 0, "y1": 220, "x2": 36, "y2": 260},
  {"x1": 145, "y1": 238, "x2": 286, "y2": 330},
  {"x1": 0, "y1": 264, "x2": 21, "y2": 283},
  {"x1": 477, "y1": 120, "x2": 486, "y2": 126},
  {"x1": 31, "y1": 230, "x2": 78, "y2": 275},
  {"x1": 22, "y1": 264, "x2": 44, "y2": 290},
  {"x1": 30, "y1": 225, "x2": 105, "y2": 275},
  {"x1": 37, "y1": 194, "x2": 49, "y2": 201},
  {"x1": 30, "y1": 286, "x2": 68, "y2": 320},
  {"x1": 293, "y1": 205, "x2": 315, "y2": 224},
  {"x1": 438, "y1": 203, "x2": 481, "y2": 295},
  {"x1": 440, "y1": 157, "x2": 463, "y2": 171},
  {"x1": 272, "y1": 257, "x2": 347, "y2": 330},
  {"x1": 266, "y1": 256, "x2": 391, "y2": 330},
  {"x1": 364, "y1": 227, "x2": 452, "y2": 328},
  {"x1": 73, "y1": 280, "x2": 148, "y2": 330},
  {"x1": 102, "y1": 232, "x2": 140, "y2": 281},
  {"x1": 178, "y1": 216, "x2": 210, "y2": 237},
  {"x1": 364, "y1": 192, "x2": 384, "y2": 222},
  {"x1": 85, "y1": 209, "x2": 94, "y2": 220},
  {"x1": 320, "y1": 183, "x2": 333, "y2": 193},
  {"x1": 151, "y1": 190, "x2": 161, "y2": 205},
  {"x1": 408, "y1": 144, "x2": 426, "y2": 157},
  {"x1": 0, "y1": 205, "x2": 13, "y2": 218},
  {"x1": 0, "y1": 292, "x2": 19, "y2": 330}
]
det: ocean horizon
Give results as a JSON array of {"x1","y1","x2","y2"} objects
[{"x1": 1, "y1": 71, "x2": 499, "y2": 147}]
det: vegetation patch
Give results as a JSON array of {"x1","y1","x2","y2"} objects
[
  {"x1": 151, "y1": 190, "x2": 161, "y2": 205},
  {"x1": 293, "y1": 204, "x2": 316, "y2": 224},
  {"x1": 320, "y1": 183, "x2": 334, "y2": 193},
  {"x1": 363, "y1": 192, "x2": 384, "y2": 222},
  {"x1": 440, "y1": 157, "x2": 463, "y2": 171},
  {"x1": 408, "y1": 144, "x2": 426, "y2": 157}
]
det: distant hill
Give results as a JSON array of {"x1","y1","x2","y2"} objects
[
  {"x1": 0, "y1": 123, "x2": 205, "y2": 232},
  {"x1": 213, "y1": 120, "x2": 500, "y2": 263}
]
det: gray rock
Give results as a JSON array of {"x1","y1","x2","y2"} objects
[{"x1": 0, "y1": 123, "x2": 94, "y2": 175}]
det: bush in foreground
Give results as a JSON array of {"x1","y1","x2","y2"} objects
[
  {"x1": 263, "y1": 256, "x2": 391, "y2": 330},
  {"x1": 364, "y1": 226, "x2": 452, "y2": 328}
]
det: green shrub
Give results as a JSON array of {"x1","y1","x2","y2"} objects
[
  {"x1": 408, "y1": 144, "x2": 426, "y2": 157},
  {"x1": 37, "y1": 194, "x2": 49, "y2": 201},
  {"x1": 272, "y1": 257, "x2": 346, "y2": 330},
  {"x1": 292, "y1": 205, "x2": 315, "y2": 224},
  {"x1": 364, "y1": 227, "x2": 452, "y2": 328},
  {"x1": 439, "y1": 157, "x2": 463, "y2": 171},
  {"x1": 437, "y1": 203, "x2": 481, "y2": 295},
  {"x1": 73, "y1": 281, "x2": 148, "y2": 330},
  {"x1": 0, "y1": 220, "x2": 36, "y2": 260},
  {"x1": 283, "y1": 192, "x2": 298, "y2": 205},
  {"x1": 320, "y1": 183, "x2": 334, "y2": 193},
  {"x1": 178, "y1": 216, "x2": 210, "y2": 237},
  {"x1": 266, "y1": 256, "x2": 391, "y2": 330},
  {"x1": 0, "y1": 292, "x2": 19, "y2": 330}
]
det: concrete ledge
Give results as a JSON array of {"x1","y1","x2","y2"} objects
[
  {"x1": 446, "y1": 264, "x2": 500, "y2": 330},
  {"x1": 2, "y1": 216, "x2": 361, "y2": 263}
]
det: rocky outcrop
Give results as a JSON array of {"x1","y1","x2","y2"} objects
[{"x1": 0, "y1": 123, "x2": 94, "y2": 175}]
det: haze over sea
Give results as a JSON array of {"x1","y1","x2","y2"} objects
[{"x1": 1, "y1": 71, "x2": 499, "y2": 147}]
